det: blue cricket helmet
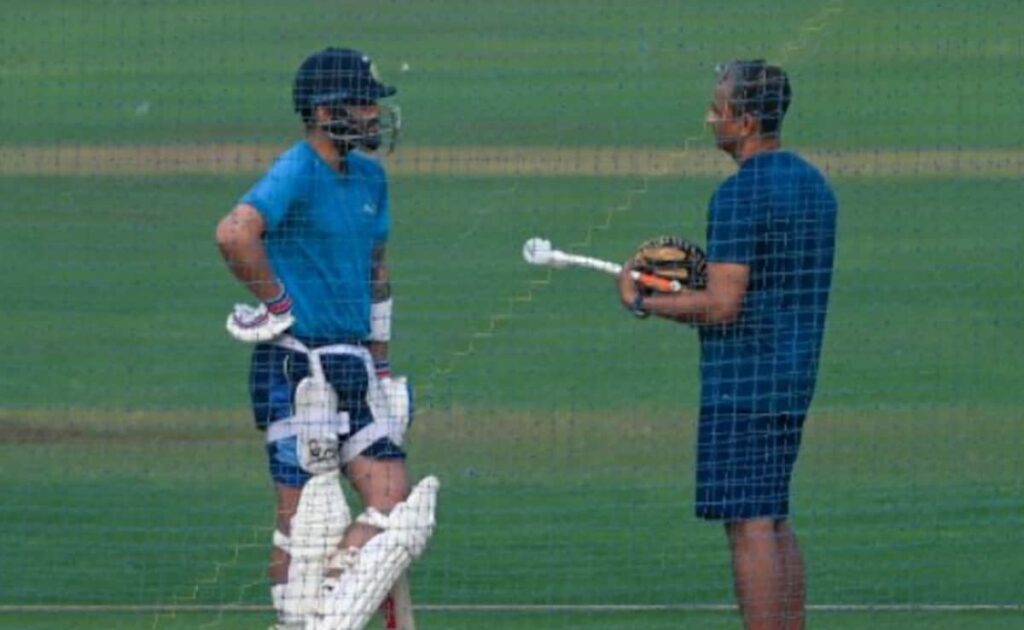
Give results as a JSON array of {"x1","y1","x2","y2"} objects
[{"x1": 293, "y1": 48, "x2": 397, "y2": 119}]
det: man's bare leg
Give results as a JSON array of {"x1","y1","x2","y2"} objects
[
  {"x1": 726, "y1": 518, "x2": 805, "y2": 630},
  {"x1": 776, "y1": 521, "x2": 805, "y2": 629},
  {"x1": 344, "y1": 457, "x2": 414, "y2": 629},
  {"x1": 343, "y1": 456, "x2": 410, "y2": 548}
]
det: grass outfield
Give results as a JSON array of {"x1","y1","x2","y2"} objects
[
  {"x1": 0, "y1": 174, "x2": 1020, "y2": 410},
  {"x1": 4, "y1": 613, "x2": 1024, "y2": 630},
  {"x1": 1, "y1": 1, "x2": 1021, "y2": 149},
  {"x1": 2, "y1": 172, "x2": 1022, "y2": 629},
  {"x1": 1, "y1": 407, "x2": 1021, "y2": 630},
  {"x1": 5, "y1": 611, "x2": 1024, "y2": 630},
  {"x1": 2, "y1": 0, "x2": 1023, "y2": 628},
  {"x1": 1, "y1": 168, "x2": 1021, "y2": 627}
]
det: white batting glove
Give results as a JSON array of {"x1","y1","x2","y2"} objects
[{"x1": 225, "y1": 291, "x2": 295, "y2": 343}]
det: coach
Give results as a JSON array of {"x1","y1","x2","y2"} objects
[{"x1": 618, "y1": 60, "x2": 838, "y2": 630}]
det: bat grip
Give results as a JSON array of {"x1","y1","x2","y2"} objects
[{"x1": 631, "y1": 271, "x2": 681, "y2": 293}]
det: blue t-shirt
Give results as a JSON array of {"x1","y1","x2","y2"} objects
[
  {"x1": 700, "y1": 150, "x2": 837, "y2": 416},
  {"x1": 241, "y1": 142, "x2": 390, "y2": 339}
]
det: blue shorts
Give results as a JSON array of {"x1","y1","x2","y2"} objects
[
  {"x1": 249, "y1": 342, "x2": 406, "y2": 488},
  {"x1": 695, "y1": 408, "x2": 805, "y2": 521}
]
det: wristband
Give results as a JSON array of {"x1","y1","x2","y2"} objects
[
  {"x1": 265, "y1": 287, "x2": 293, "y2": 315},
  {"x1": 630, "y1": 293, "x2": 650, "y2": 319},
  {"x1": 368, "y1": 298, "x2": 393, "y2": 341}
]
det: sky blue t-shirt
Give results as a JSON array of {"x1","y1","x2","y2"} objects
[
  {"x1": 700, "y1": 150, "x2": 837, "y2": 416},
  {"x1": 241, "y1": 142, "x2": 390, "y2": 339}
]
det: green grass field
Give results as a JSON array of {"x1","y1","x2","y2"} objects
[{"x1": 2, "y1": 1, "x2": 1023, "y2": 628}]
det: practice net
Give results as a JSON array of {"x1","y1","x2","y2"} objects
[{"x1": 1, "y1": 1, "x2": 1021, "y2": 629}]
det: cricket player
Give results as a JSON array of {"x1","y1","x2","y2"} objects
[
  {"x1": 618, "y1": 60, "x2": 837, "y2": 630},
  {"x1": 215, "y1": 47, "x2": 437, "y2": 630}
]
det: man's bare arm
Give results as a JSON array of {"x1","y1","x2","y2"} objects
[
  {"x1": 618, "y1": 261, "x2": 749, "y2": 325},
  {"x1": 215, "y1": 203, "x2": 283, "y2": 301},
  {"x1": 368, "y1": 243, "x2": 391, "y2": 365}
]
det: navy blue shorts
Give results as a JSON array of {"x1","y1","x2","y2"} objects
[
  {"x1": 249, "y1": 343, "x2": 405, "y2": 488},
  {"x1": 695, "y1": 408, "x2": 805, "y2": 521}
]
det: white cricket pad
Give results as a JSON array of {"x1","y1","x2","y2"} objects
[
  {"x1": 266, "y1": 336, "x2": 355, "y2": 474},
  {"x1": 295, "y1": 374, "x2": 347, "y2": 474},
  {"x1": 379, "y1": 377, "x2": 412, "y2": 447},
  {"x1": 273, "y1": 471, "x2": 352, "y2": 626},
  {"x1": 344, "y1": 376, "x2": 411, "y2": 464},
  {"x1": 307, "y1": 476, "x2": 440, "y2": 630},
  {"x1": 268, "y1": 334, "x2": 411, "y2": 468}
]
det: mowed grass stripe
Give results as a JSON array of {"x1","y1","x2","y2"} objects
[
  {"x1": 1, "y1": 145, "x2": 1022, "y2": 178},
  {"x1": 3, "y1": 405, "x2": 1020, "y2": 489}
]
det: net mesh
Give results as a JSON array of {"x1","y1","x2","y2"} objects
[{"x1": 1, "y1": 1, "x2": 1022, "y2": 628}]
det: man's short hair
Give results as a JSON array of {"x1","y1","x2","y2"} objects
[{"x1": 716, "y1": 60, "x2": 791, "y2": 135}]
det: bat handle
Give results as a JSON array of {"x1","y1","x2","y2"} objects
[
  {"x1": 631, "y1": 271, "x2": 682, "y2": 293},
  {"x1": 381, "y1": 594, "x2": 397, "y2": 629},
  {"x1": 381, "y1": 573, "x2": 416, "y2": 630}
]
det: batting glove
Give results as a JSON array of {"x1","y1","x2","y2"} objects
[{"x1": 226, "y1": 290, "x2": 295, "y2": 343}]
